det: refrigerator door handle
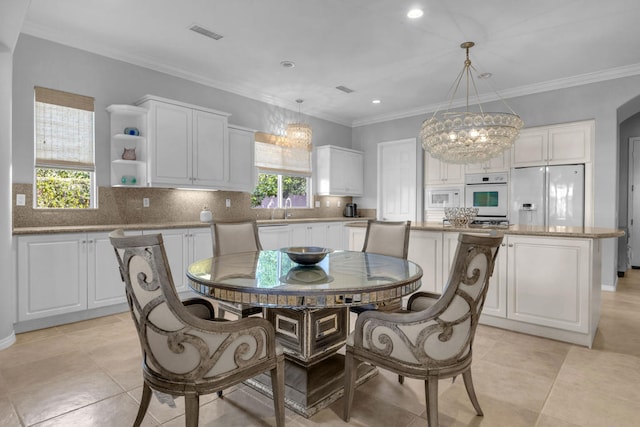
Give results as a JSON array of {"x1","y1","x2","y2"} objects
[{"x1": 544, "y1": 166, "x2": 549, "y2": 227}]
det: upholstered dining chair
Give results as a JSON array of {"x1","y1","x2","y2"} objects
[
  {"x1": 343, "y1": 232, "x2": 503, "y2": 427},
  {"x1": 109, "y1": 230, "x2": 285, "y2": 427},
  {"x1": 350, "y1": 219, "x2": 411, "y2": 315},
  {"x1": 211, "y1": 220, "x2": 264, "y2": 319}
]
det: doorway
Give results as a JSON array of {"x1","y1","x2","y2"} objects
[{"x1": 628, "y1": 137, "x2": 640, "y2": 267}]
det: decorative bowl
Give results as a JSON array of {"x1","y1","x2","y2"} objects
[
  {"x1": 282, "y1": 266, "x2": 332, "y2": 284},
  {"x1": 444, "y1": 207, "x2": 479, "y2": 227},
  {"x1": 281, "y1": 246, "x2": 331, "y2": 265}
]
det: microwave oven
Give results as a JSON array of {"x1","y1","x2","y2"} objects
[{"x1": 425, "y1": 188, "x2": 462, "y2": 209}]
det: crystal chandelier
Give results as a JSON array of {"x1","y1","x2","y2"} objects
[
  {"x1": 420, "y1": 42, "x2": 524, "y2": 164},
  {"x1": 284, "y1": 99, "x2": 312, "y2": 149}
]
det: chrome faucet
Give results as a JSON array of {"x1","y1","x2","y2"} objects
[
  {"x1": 284, "y1": 197, "x2": 292, "y2": 219},
  {"x1": 267, "y1": 199, "x2": 276, "y2": 220}
]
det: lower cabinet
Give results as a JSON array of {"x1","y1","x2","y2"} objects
[
  {"x1": 347, "y1": 227, "x2": 600, "y2": 346},
  {"x1": 259, "y1": 226, "x2": 291, "y2": 250},
  {"x1": 18, "y1": 230, "x2": 141, "y2": 321},
  {"x1": 290, "y1": 222, "x2": 346, "y2": 250},
  {"x1": 143, "y1": 228, "x2": 212, "y2": 292}
]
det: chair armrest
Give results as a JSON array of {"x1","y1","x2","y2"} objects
[
  {"x1": 407, "y1": 291, "x2": 441, "y2": 312},
  {"x1": 182, "y1": 297, "x2": 216, "y2": 320}
]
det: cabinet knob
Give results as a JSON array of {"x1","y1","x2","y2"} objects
[
  {"x1": 509, "y1": 244, "x2": 514, "y2": 247},
  {"x1": 501, "y1": 243, "x2": 506, "y2": 247}
]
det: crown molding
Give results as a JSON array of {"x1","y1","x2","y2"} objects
[{"x1": 352, "y1": 63, "x2": 640, "y2": 127}]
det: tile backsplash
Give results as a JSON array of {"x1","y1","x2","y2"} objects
[{"x1": 12, "y1": 183, "x2": 370, "y2": 228}]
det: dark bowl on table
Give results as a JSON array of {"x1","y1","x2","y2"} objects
[{"x1": 281, "y1": 246, "x2": 331, "y2": 265}]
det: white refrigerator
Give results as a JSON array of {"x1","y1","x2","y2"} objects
[{"x1": 510, "y1": 164, "x2": 585, "y2": 227}]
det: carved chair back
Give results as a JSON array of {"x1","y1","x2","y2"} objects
[{"x1": 361, "y1": 220, "x2": 411, "y2": 259}]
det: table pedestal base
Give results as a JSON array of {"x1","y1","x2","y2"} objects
[{"x1": 246, "y1": 354, "x2": 377, "y2": 418}]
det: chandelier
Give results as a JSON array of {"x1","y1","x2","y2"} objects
[
  {"x1": 420, "y1": 42, "x2": 524, "y2": 164},
  {"x1": 284, "y1": 99, "x2": 312, "y2": 149}
]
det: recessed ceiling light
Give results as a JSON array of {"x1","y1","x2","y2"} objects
[
  {"x1": 478, "y1": 72, "x2": 492, "y2": 79},
  {"x1": 407, "y1": 9, "x2": 424, "y2": 19},
  {"x1": 372, "y1": 99, "x2": 381, "y2": 104},
  {"x1": 280, "y1": 60, "x2": 296, "y2": 69}
]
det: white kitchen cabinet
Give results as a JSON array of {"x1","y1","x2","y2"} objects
[
  {"x1": 290, "y1": 222, "x2": 347, "y2": 250},
  {"x1": 348, "y1": 226, "x2": 366, "y2": 251},
  {"x1": 506, "y1": 235, "x2": 591, "y2": 333},
  {"x1": 465, "y1": 149, "x2": 511, "y2": 173},
  {"x1": 137, "y1": 95, "x2": 233, "y2": 189},
  {"x1": 107, "y1": 104, "x2": 148, "y2": 187},
  {"x1": 227, "y1": 125, "x2": 256, "y2": 192},
  {"x1": 18, "y1": 233, "x2": 87, "y2": 321},
  {"x1": 316, "y1": 145, "x2": 364, "y2": 196},
  {"x1": 425, "y1": 152, "x2": 464, "y2": 186},
  {"x1": 408, "y1": 230, "x2": 443, "y2": 295},
  {"x1": 87, "y1": 230, "x2": 142, "y2": 309},
  {"x1": 511, "y1": 120, "x2": 593, "y2": 167},
  {"x1": 144, "y1": 228, "x2": 212, "y2": 292},
  {"x1": 259, "y1": 226, "x2": 291, "y2": 250}
]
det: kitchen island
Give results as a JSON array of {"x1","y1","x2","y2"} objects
[{"x1": 347, "y1": 221, "x2": 624, "y2": 348}]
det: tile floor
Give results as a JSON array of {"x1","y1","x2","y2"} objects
[{"x1": 1, "y1": 271, "x2": 640, "y2": 426}]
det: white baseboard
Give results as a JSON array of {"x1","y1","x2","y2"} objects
[{"x1": 0, "y1": 331, "x2": 16, "y2": 351}]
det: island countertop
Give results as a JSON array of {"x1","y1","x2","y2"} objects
[{"x1": 345, "y1": 221, "x2": 625, "y2": 239}]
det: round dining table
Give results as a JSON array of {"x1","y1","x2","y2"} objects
[{"x1": 187, "y1": 249, "x2": 423, "y2": 417}]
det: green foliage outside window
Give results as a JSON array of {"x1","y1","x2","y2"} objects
[
  {"x1": 251, "y1": 173, "x2": 309, "y2": 208},
  {"x1": 35, "y1": 168, "x2": 91, "y2": 208}
]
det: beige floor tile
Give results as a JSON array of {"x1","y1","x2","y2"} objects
[
  {"x1": 0, "y1": 396, "x2": 21, "y2": 427},
  {"x1": 466, "y1": 359, "x2": 553, "y2": 412},
  {"x1": 14, "y1": 327, "x2": 63, "y2": 345},
  {"x1": 1, "y1": 350, "x2": 100, "y2": 393},
  {"x1": 10, "y1": 371, "x2": 123, "y2": 426},
  {"x1": 542, "y1": 379, "x2": 640, "y2": 426},
  {"x1": 437, "y1": 381, "x2": 540, "y2": 427},
  {"x1": 0, "y1": 335, "x2": 82, "y2": 370},
  {"x1": 54, "y1": 315, "x2": 126, "y2": 334},
  {"x1": 100, "y1": 354, "x2": 144, "y2": 391},
  {"x1": 535, "y1": 413, "x2": 581, "y2": 427},
  {"x1": 127, "y1": 385, "x2": 220, "y2": 424},
  {"x1": 480, "y1": 330, "x2": 571, "y2": 380},
  {"x1": 161, "y1": 387, "x2": 284, "y2": 427},
  {"x1": 32, "y1": 392, "x2": 158, "y2": 427}
]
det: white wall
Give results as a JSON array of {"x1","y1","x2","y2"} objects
[
  {"x1": 12, "y1": 35, "x2": 352, "y2": 186},
  {"x1": 352, "y1": 76, "x2": 640, "y2": 289}
]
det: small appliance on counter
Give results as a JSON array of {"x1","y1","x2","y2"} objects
[{"x1": 343, "y1": 203, "x2": 357, "y2": 217}]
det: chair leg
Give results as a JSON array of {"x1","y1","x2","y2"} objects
[
  {"x1": 217, "y1": 390, "x2": 223, "y2": 398},
  {"x1": 398, "y1": 375, "x2": 404, "y2": 384},
  {"x1": 270, "y1": 357, "x2": 286, "y2": 427},
  {"x1": 184, "y1": 393, "x2": 200, "y2": 427},
  {"x1": 424, "y1": 376, "x2": 439, "y2": 427},
  {"x1": 218, "y1": 306, "x2": 227, "y2": 319},
  {"x1": 133, "y1": 382, "x2": 152, "y2": 427},
  {"x1": 462, "y1": 369, "x2": 483, "y2": 416},
  {"x1": 343, "y1": 350, "x2": 357, "y2": 422}
]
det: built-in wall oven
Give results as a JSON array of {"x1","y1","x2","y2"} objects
[{"x1": 464, "y1": 172, "x2": 509, "y2": 222}]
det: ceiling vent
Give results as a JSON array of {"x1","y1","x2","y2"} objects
[
  {"x1": 335, "y1": 85, "x2": 355, "y2": 94},
  {"x1": 189, "y1": 24, "x2": 224, "y2": 41}
]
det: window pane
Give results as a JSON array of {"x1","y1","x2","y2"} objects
[
  {"x1": 35, "y1": 168, "x2": 92, "y2": 208},
  {"x1": 251, "y1": 173, "x2": 279, "y2": 208},
  {"x1": 283, "y1": 175, "x2": 309, "y2": 208}
]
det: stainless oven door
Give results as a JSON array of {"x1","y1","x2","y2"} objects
[{"x1": 464, "y1": 183, "x2": 508, "y2": 217}]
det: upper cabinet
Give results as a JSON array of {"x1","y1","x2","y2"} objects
[
  {"x1": 465, "y1": 149, "x2": 511, "y2": 173},
  {"x1": 425, "y1": 151, "x2": 464, "y2": 186},
  {"x1": 511, "y1": 120, "x2": 594, "y2": 167},
  {"x1": 107, "y1": 104, "x2": 148, "y2": 187},
  {"x1": 316, "y1": 145, "x2": 364, "y2": 196},
  {"x1": 136, "y1": 95, "x2": 257, "y2": 191}
]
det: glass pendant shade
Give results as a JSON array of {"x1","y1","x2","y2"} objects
[
  {"x1": 285, "y1": 122, "x2": 313, "y2": 148},
  {"x1": 420, "y1": 42, "x2": 524, "y2": 164}
]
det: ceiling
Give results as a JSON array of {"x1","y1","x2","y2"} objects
[{"x1": 21, "y1": 0, "x2": 640, "y2": 127}]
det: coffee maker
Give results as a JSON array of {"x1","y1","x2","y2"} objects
[{"x1": 343, "y1": 203, "x2": 357, "y2": 217}]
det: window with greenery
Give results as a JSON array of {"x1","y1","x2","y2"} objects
[
  {"x1": 252, "y1": 132, "x2": 312, "y2": 209},
  {"x1": 34, "y1": 87, "x2": 96, "y2": 209}
]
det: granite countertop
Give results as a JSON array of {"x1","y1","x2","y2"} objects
[
  {"x1": 345, "y1": 221, "x2": 625, "y2": 239},
  {"x1": 12, "y1": 217, "x2": 370, "y2": 235}
]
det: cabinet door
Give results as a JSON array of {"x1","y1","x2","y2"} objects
[
  {"x1": 348, "y1": 227, "x2": 366, "y2": 251},
  {"x1": 482, "y1": 240, "x2": 507, "y2": 318},
  {"x1": 443, "y1": 162, "x2": 464, "y2": 184},
  {"x1": 144, "y1": 229, "x2": 189, "y2": 293},
  {"x1": 227, "y1": 127, "x2": 255, "y2": 192},
  {"x1": 190, "y1": 228, "x2": 213, "y2": 263},
  {"x1": 325, "y1": 223, "x2": 346, "y2": 250},
  {"x1": 466, "y1": 149, "x2": 510, "y2": 173},
  {"x1": 18, "y1": 234, "x2": 87, "y2": 321},
  {"x1": 87, "y1": 231, "x2": 141, "y2": 309},
  {"x1": 407, "y1": 231, "x2": 443, "y2": 294},
  {"x1": 151, "y1": 102, "x2": 192, "y2": 185},
  {"x1": 193, "y1": 110, "x2": 226, "y2": 186},
  {"x1": 507, "y1": 236, "x2": 590, "y2": 332},
  {"x1": 343, "y1": 150, "x2": 364, "y2": 196},
  {"x1": 289, "y1": 224, "x2": 309, "y2": 246},
  {"x1": 512, "y1": 128, "x2": 548, "y2": 167},
  {"x1": 259, "y1": 226, "x2": 290, "y2": 250},
  {"x1": 548, "y1": 122, "x2": 592, "y2": 164},
  {"x1": 425, "y1": 152, "x2": 444, "y2": 185}
]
